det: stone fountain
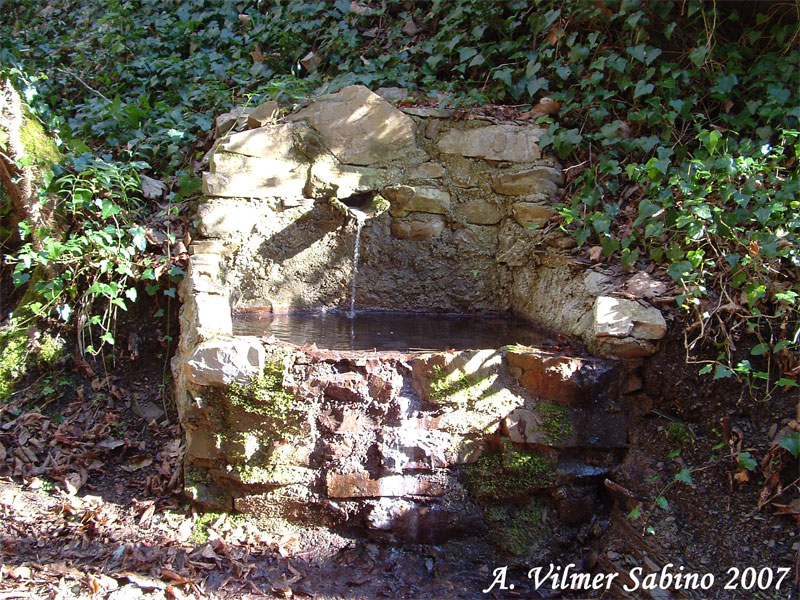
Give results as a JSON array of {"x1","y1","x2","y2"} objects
[{"x1": 172, "y1": 86, "x2": 667, "y2": 547}]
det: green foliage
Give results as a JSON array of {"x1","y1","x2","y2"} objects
[
  {"x1": 780, "y1": 432, "x2": 800, "y2": 459},
  {"x1": 1, "y1": 0, "x2": 797, "y2": 385},
  {"x1": 189, "y1": 510, "x2": 223, "y2": 544},
  {"x1": 666, "y1": 422, "x2": 694, "y2": 448},
  {"x1": 6, "y1": 155, "x2": 176, "y2": 355},
  {"x1": 737, "y1": 451, "x2": 758, "y2": 472}
]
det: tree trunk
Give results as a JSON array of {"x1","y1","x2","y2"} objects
[{"x1": 0, "y1": 78, "x2": 59, "y2": 252}]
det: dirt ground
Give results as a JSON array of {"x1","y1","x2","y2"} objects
[{"x1": 0, "y1": 317, "x2": 798, "y2": 600}]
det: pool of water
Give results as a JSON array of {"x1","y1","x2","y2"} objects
[{"x1": 232, "y1": 310, "x2": 551, "y2": 352}]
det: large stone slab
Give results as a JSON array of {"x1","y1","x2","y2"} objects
[
  {"x1": 203, "y1": 152, "x2": 307, "y2": 199},
  {"x1": 437, "y1": 124, "x2": 544, "y2": 162},
  {"x1": 185, "y1": 336, "x2": 265, "y2": 387},
  {"x1": 288, "y1": 85, "x2": 417, "y2": 166},
  {"x1": 594, "y1": 296, "x2": 667, "y2": 340},
  {"x1": 504, "y1": 405, "x2": 627, "y2": 448},
  {"x1": 491, "y1": 167, "x2": 564, "y2": 196},
  {"x1": 385, "y1": 185, "x2": 451, "y2": 217},
  {"x1": 307, "y1": 155, "x2": 388, "y2": 199},
  {"x1": 326, "y1": 471, "x2": 444, "y2": 498},
  {"x1": 218, "y1": 123, "x2": 296, "y2": 160},
  {"x1": 506, "y1": 348, "x2": 621, "y2": 405},
  {"x1": 196, "y1": 200, "x2": 265, "y2": 237}
]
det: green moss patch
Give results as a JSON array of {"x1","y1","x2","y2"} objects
[
  {"x1": 484, "y1": 500, "x2": 546, "y2": 556},
  {"x1": 537, "y1": 401, "x2": 574, "y2": 445},
  {"x1": 226, "y1": 363, "x2": 298, "y2": 436},
  {"x1": 466, "y1": 443, "x2": 556, "y2": 500}
]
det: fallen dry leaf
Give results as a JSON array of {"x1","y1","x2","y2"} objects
[
  {"x1": 520, "y1": 97, "x2": 561, "y2": 121},
  {"x1": 587, "y1": 245, "x2": 603, "y2": 262},
  {"x1": 123, "y1": 455, "x2": 153, "y2": 471}
]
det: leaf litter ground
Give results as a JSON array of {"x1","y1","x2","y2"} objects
[{"x1": 0, "y1": 333, "x2": 798, "y2": 599}]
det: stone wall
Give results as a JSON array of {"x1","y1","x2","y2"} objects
[
  {"x1": 172, "y1": 85, "x2": 671, "y2": 545},
  {"x1": 193, "y1": 85, "x2": 665, "y2": 356}
]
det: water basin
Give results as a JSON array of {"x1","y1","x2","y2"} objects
[{"x1": 232, "y1": 310, "x2": 552, "y2": 352}]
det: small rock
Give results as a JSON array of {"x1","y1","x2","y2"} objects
[
  {"x1": 512, "y1": 202, "x2": 555, "y2": 228},
  {"x1": 246, "y1": 100, "x2": 279, "y2": 128},
  {"x1": 132, "y1": 399, "x2": 165, "y2": 424},
  {"x1": 457, "y1": 199, "x2": 502, "y2": 225},
  {"x1": 375, "y1": 87, "x2": 409, "y2": 103},
  {"x1": 408, "y1": 161, "x2": 445, "y2": 180},
  {"x1": 625, "y1": 271, "x2": 668, "y2": 299},
  {"x1": 300, "y1": 51, "x2": 321, "y2": 73},
  {"x1": 401, "y1": 19, "x2": 420, "y2": 36},
  {"x1": 385, "y1": 185, "x2": 451, "y2": 217},
  {"x1": 391, "y1": 215, "x2": 445, "y2": 241},
  {"x1": 491, "y1": 167, "x2": 564, "y2": 196},
  {"x1": 214, "y1": 107, "x2": 252, "y2": 137},
  {"x1": 594, "y1": 296, "x2": 667, "y2": 340}
]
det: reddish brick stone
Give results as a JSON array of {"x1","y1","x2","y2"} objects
[{"x1": 326, "y1": 471, "x2": 444, "y2": 498}]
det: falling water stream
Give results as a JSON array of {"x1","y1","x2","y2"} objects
[{"x1": 347, "y1": 209, "x2": 366, "y2": 319}]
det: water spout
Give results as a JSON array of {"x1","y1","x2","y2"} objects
[{"x1": 347, "y1": 208, "x2": 366, "y2": 318}]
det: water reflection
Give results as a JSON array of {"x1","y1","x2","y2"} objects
[{"x1": 233, "y1": 310, "x2": 551, "y2": 352}]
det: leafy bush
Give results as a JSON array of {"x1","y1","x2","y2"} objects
[{"x1": 6, "y1": 153, "x2": 180, "y2": 355}]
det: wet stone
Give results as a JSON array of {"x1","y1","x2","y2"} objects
[
  {"x1": 506, "y1": 349, "x2": 621, "y2": 405},
  {"x1": 326, "y1": 471, "x2": 445, "y2": 498}
]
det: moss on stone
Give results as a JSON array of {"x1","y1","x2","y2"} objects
[
  {"x1": 537, "y1": 401, "x2": 574, "y2": 445},
  {"x1": 429, "y1": 365, "x2": 490, "y2": 406},
  {"x1": 189, "y1": 510, "x2": 224, "y2": 544},
  {"x1": 0, "y1": 328, "x2": 27, "y2": 400},
  {"x1": 35, "y1": 333, "x2": 64, "y2": 366},
  {"x1": 226, "y1": 363, "x2": 298, "y2": 437},
  {"x1": 19, "y1": 110, "x2": 60, "y2": 168},
  {"x1": 466, "y1": 443, "x2": 556, "y2": 500},
  {"x1": 484, "y1": 500, "x2": 545, "y2": 556},
  {"x1": 234, "y1": 463, "x2": 307, "y2": 486}
]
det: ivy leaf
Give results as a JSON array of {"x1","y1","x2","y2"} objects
[
  {"x1": 634, "y1": 81, "x2": 654, "y2": 99},
  {"x1": 750, "y1": 343, "x2": 769, "y2": 356},
  {"x1": 767, "y1": 84, "x2": 790, "y2": 105},
  {"x1": 627, "y1": 504, "x2": 642, "y2": 519},
  {"x1": 713, "y1": 364, "x2": 734, "y2": 380},
  {"x1": 492, "y1": 67, "x2": 513, "y2": 87},
  {"x1": 688, "y1": 45, "x2": 709, "y2": 67},
  {"x1": 780, "y1": 432, "x2": 800, "y2": 458},
  {"x1": 666, "y1": 260, "x2": 692, "y2": 282},
  {"x1": 526, "y1": 77, "x2": 548, "y2": 96},
  {"x1": 737, "y1": 452, "x2": 757, "y2": 471},
  {"x1": 711, "y1": 73, "x2": 738, "y2": 95},
  {"x1": 458, "y1": 47, "x2": 477, "y2": 63},
  {"x1": 674, "y1": 468, "x2": 693, "y2": 485},
  {"x1": 100, "y1": 198, "x2": 121, "y2": 219},
  {"x1": 128, "y1": 226, "x2": 148, "y2": 253},
  {"x1": 655, "y1": 496, "x2": 669, "y2": 511}
]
